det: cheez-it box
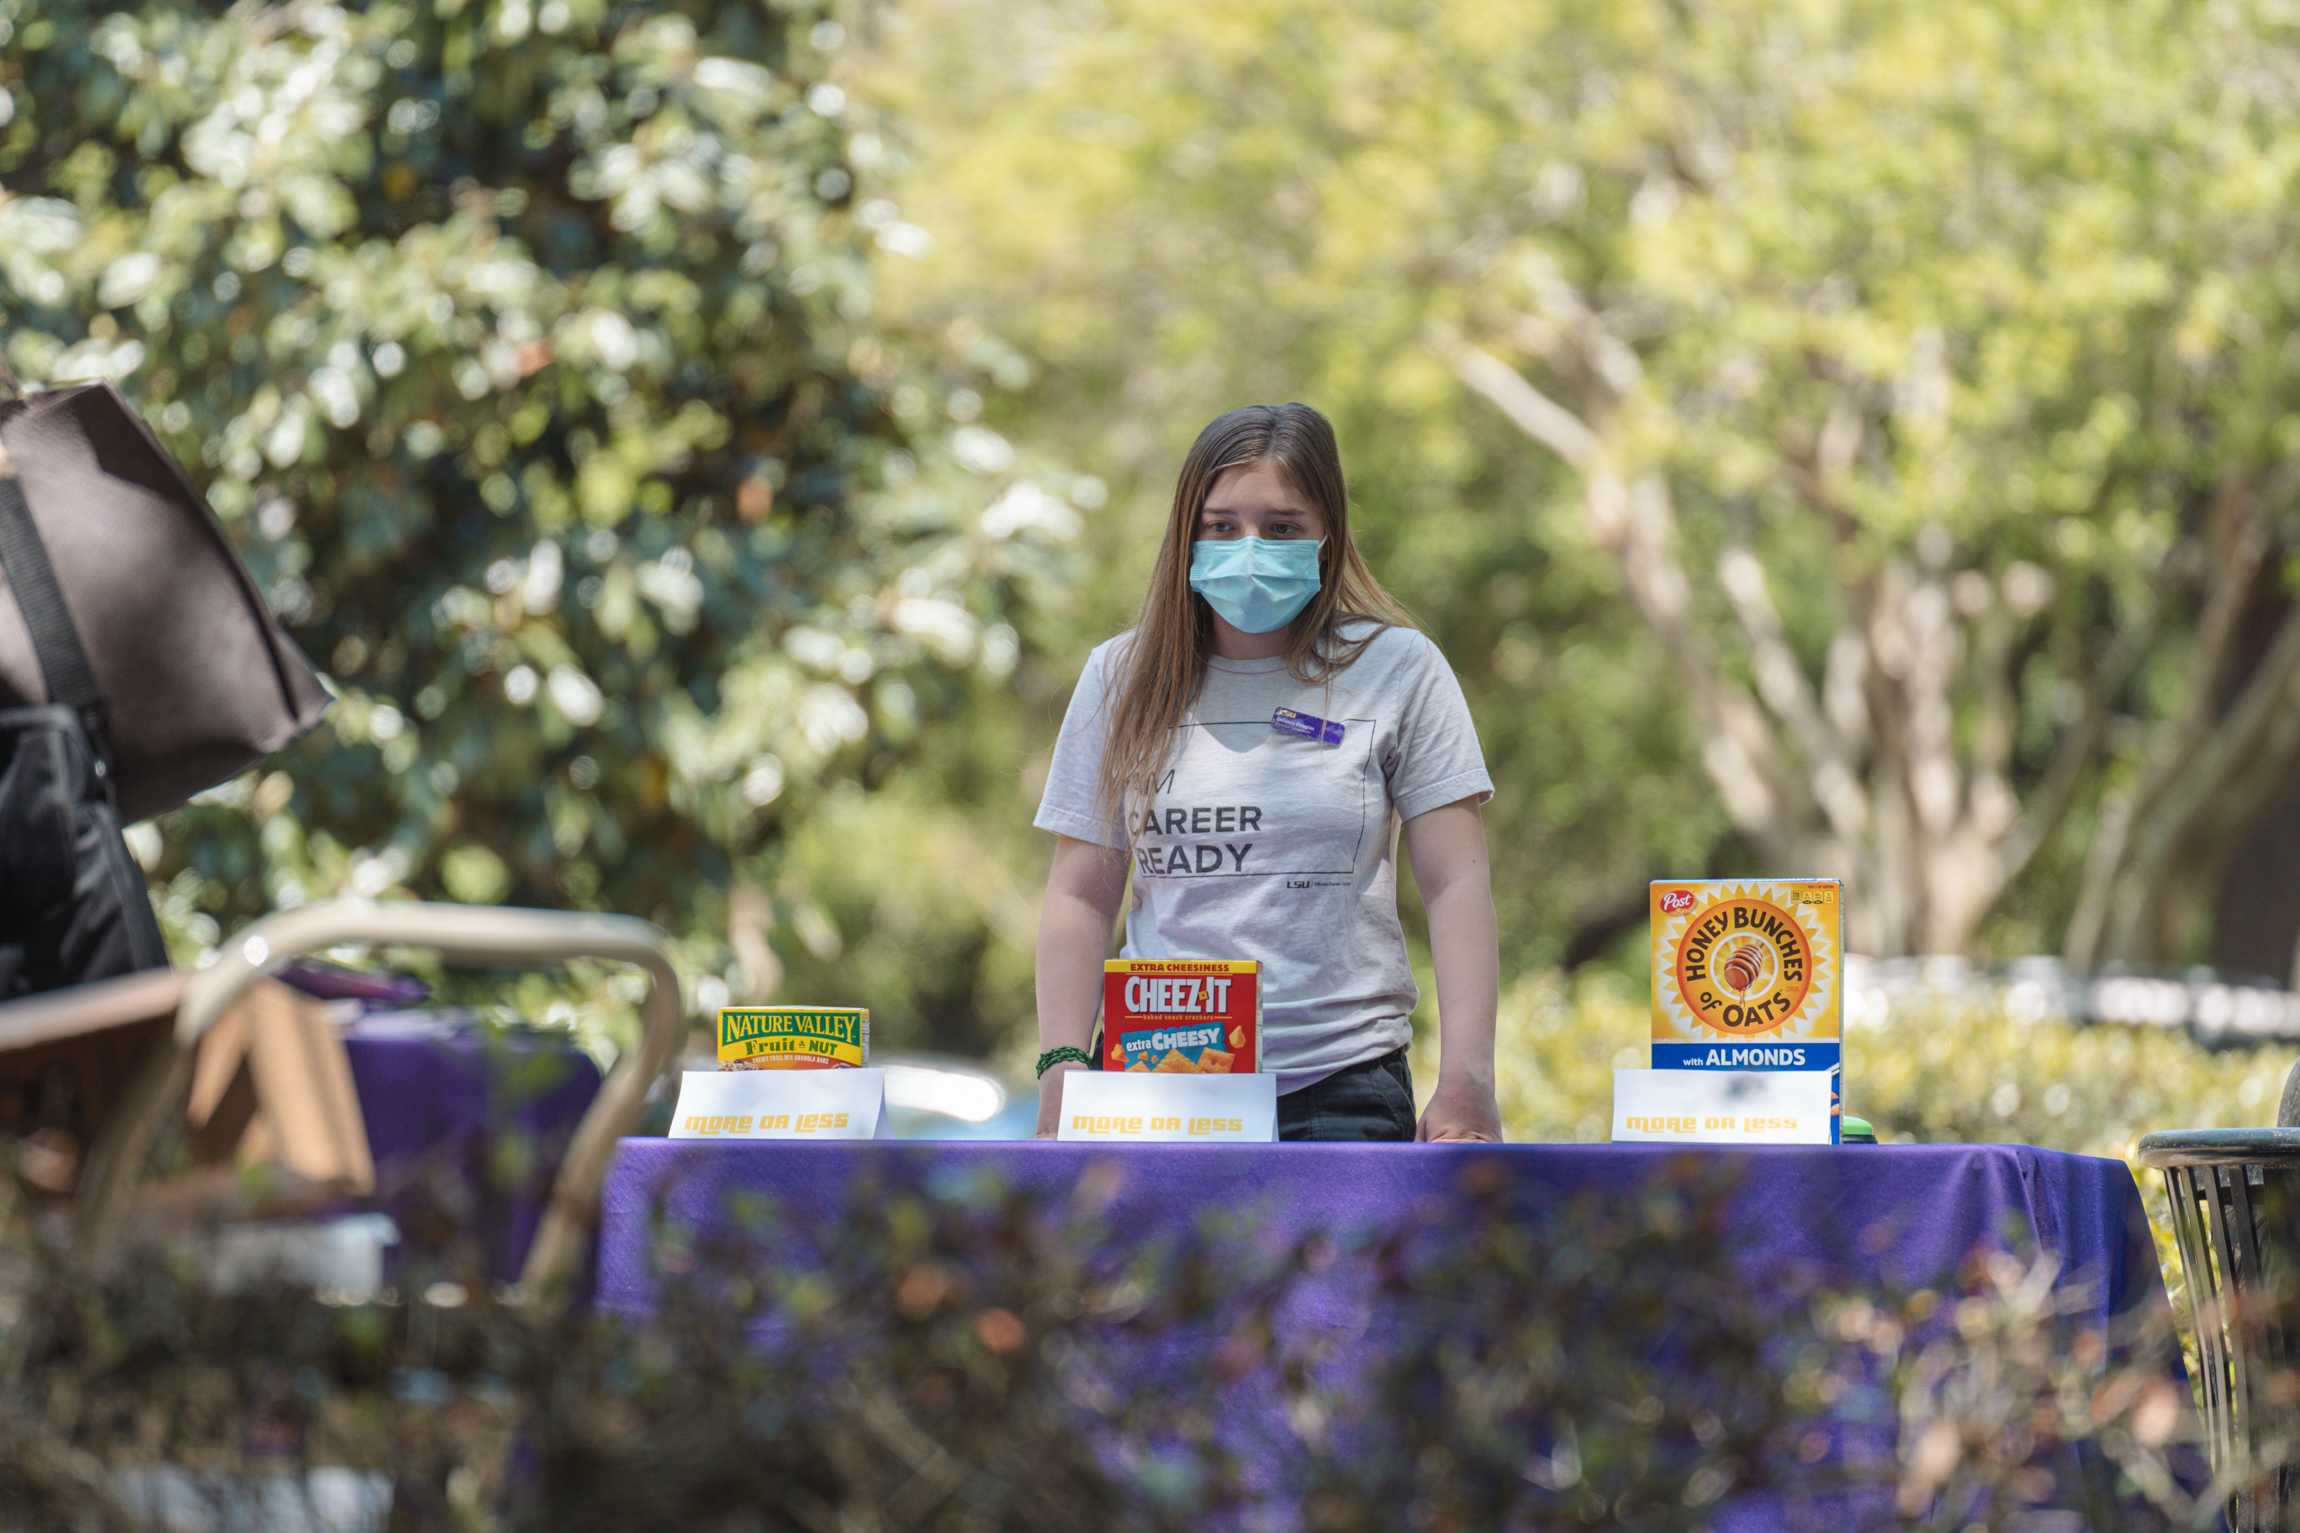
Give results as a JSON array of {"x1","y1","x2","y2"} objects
[{"x1": 1102, "y1": 959, "x2": 1259, "y2": 1074}]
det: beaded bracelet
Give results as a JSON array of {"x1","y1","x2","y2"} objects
[{"x1": 1035, "y1": 1045, "x2": 1092, "y2": 1078}]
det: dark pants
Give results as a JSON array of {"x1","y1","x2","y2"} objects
[{"x1": 1278, "y1": 1047, "x2": 1416, "y2": 1142}]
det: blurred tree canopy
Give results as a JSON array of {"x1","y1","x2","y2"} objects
[
  {"x1": 0, "y1": 0, "x2": 1087, "y2": 1029},
  {"x1": 861, "y1": 0, "x2": 2300, "y2": 976},
  {"x1": 8, "y1": 0, "x2": 2300, "y2": 1068}
]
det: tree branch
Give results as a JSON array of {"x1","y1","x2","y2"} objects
[
  {"x1": 1440, "y1": 335, "x2": 1602, "y2": 472},
  {"x1": 1437, "y1": 330, "x2": 1802, "y2": 853},
  {"x1": 2069, "y1": 477, "x2": 2268, "y2": 959},
  {"x1": 2162, "y1": 476, "x2": 2265, "y2": 751},
  {"x1": 1998, "y1": 602, "x2": 2159, "y2": 892},
  {"x1": 1560, "y1": 885, "x2": 1654, "y2": 972},
  {"x1": 1716, "y1": 545, "x2": 1867, "y2": 843},
  {"x1": 1874, "y1": 565, "x2": 1963, "y2": 838},
  {"x1": 1783, "y1": 400, "x2": 1872, "y2": 753},
  {"x1": 2102, "y1": 604, "x2": 2300, "y2": 959},
  {"x1": 727, "y1": 880, "x2": 781, "y2": 1000}
]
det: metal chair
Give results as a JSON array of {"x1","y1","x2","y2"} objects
[
  {"x1": 2138, "y1": 1128, "x2": 2300, "y2": 1531},
  {"x1": 68, "y1": 899, "x2": 687, "y2": 1305}
]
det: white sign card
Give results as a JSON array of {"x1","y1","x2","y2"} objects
[
  {"x1": 668, "y1": 1068, "x2": 886, "y2": 1140},
  {"x1": 1611, "y1": 1067, "x2": 1836, "y2": 1145},
  {"x1": 1056, "y1": 1070, "x2": 1277, "y2": 1143}
]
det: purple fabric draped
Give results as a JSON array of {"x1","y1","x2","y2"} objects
[
  {"x1": 594, "y1": 1140, "x2": 2189, "y2": 1529},
  {"x1": 600, "y1": 1140, "x2": 2164, "y2": 1323},
  {"x1": 342, "y1": 1012, "x2": 602, "y2": 1283}
]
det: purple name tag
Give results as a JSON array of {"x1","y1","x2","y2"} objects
[{"x1": 1272, "y1": 707, "x2": 1345, "y2": 745}]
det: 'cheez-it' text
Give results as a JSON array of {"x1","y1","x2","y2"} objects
[{"x1": 1121, "y1": 975, "x2": 1237, "y2": 1014}]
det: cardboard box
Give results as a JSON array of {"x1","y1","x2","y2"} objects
[
  {"x1": 1650, "y1": 879, "x2": 1842, "y2": 1076},
  {"x1": 1101, "y1": 959, "x2": 1259, "y2": 1074},
  {"x1": 0, "y1": 970, "x2": 373, "y2": 1206},
  {"x1": 716, "y1": 1006, "x2": 870, "y2": 1070}
]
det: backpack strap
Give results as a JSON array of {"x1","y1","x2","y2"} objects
[{"x1": 0, "y1": 448, "x2": 112, "y2": 772}]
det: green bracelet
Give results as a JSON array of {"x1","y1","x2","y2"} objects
[{"x1": 1036, "y1": 1045, "x2": 1092, "y2": 1078}]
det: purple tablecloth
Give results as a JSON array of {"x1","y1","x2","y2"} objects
[
  {"x1": 343, "y1": 1012, "x2": 602, "y2": 1282},
  {"x1": 594, "y1": 1140, "x2": 2185, "y2": 1527},
  {"x1": 599, "y1": 1140, "x2": 2164, "y2": 1322}
]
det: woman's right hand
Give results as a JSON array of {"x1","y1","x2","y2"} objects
[{"x1": 1034, "y1": 1061, "x2": 1086, "y2": 1138}]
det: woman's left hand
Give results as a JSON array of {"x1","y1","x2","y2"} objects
[{"x1": 1417, "y1": 1072, "x2": 1503, "y2": 1143}]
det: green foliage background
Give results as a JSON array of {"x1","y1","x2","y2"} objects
[
  {"x1": 837, "y1": 0, "x2": 2300, "y2": 1078},
  {"x1": 0, "y1": 0, "x2": 1087, "y2": 1046},
  {"x1": 4, "y1": 0, "x2": 2300, "y2": 1135}
]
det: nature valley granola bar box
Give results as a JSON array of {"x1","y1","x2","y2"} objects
[
  {"x1": 1650, "y1": 880, "x2": 1842, "y2": 1081},
  {"x1": 717, "y1": 1006, "x2": 870, "y2": 1070},
  {"x1": 1101, "y1": 960, "x2": 1259, "y2": 1074}
]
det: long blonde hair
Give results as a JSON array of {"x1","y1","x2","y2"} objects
[{"x1": 1096, "y1": 403, "x2": 1414, "y2": 841}]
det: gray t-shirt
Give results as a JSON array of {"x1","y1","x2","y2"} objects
[{"x1": 1033, "y1": 621, "x2": 1493, "y2": 1091}]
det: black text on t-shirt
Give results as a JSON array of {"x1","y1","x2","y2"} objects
[{"x1": 1127, "y1": 801, "x2": 1260, "y2": 877}]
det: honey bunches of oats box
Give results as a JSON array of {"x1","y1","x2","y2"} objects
[
  {"x1": 1650, "y1": 880, "x2": 1841, "y2": 1102},
  {"x1": 716, "y1": 1007, "x2": 869, "y2": 1070}
]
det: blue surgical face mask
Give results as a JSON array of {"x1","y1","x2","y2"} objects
[{"x1": 1188, "y1": 536, "x2": 1326, "y2": 634}]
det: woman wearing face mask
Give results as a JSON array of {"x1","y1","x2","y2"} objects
[{"x1": 1030, "y1": 402, "x2": 1502, "y2": 1142}]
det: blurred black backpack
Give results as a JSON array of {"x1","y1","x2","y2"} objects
[
  {"x1": 0, "y1": 366, "x2": 331, "y2": 996},
  {"x1": 0, "y1": 447, "x2": 165, "y2": 994}
]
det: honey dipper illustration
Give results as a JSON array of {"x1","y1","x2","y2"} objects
[{"x1": 1719, "y1": 940, "x2": 1763, "y2": 998}]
